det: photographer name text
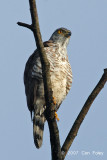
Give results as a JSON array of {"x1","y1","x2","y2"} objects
[{"x1": 67, "y1": 150, "x2": 104, "y2": 156}]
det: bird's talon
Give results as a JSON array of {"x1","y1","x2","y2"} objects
[
  {"x1": 55, "y1": 112, "x2": 59, "y2": 121},
  {"x1": 53, "y1": 96, "x2": 57, "y2": 105}
]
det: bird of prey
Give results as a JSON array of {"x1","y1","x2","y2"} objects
[{"x1": 24, "y1": 28, "x2": 72, "y2": 148}]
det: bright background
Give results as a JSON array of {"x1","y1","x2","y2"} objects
[{"x1": 0, "y1": 0, "x2": 107, "y2": 160}]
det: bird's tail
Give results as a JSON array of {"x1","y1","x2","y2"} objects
[{"x1": 33, "y1": 108, "x2": 45, "y2": 148}]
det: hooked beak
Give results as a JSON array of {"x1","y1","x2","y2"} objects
[{"x1": 65, "y1": 31, "x2": 72, "y2": 37}]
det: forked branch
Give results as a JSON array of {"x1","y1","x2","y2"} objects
[{"x1": 17, "y1": 0, "x2": 107, "y2": 160}]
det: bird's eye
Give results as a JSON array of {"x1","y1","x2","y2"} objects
[{"x1": 58, "y1": 30, "x2": 62, "y2": 34}]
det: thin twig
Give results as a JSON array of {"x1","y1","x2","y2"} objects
[
  {"x1": 17, "y1": 22, "x2": 33, "y2": 30},
  {"x1": 61, "y1": 68, "x2": 107, "y2": 159}
]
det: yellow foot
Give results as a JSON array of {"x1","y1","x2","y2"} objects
[
  {"x1": 53, "y1": 96, "x2": 57, "y2": 105},
  {"x1": 55, "y1": 112, "x2": 59, "y2": 121}
]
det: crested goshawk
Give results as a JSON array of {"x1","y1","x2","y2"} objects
[{"x1": 24, "y1": 28, "x2": 72, "y2": 148}]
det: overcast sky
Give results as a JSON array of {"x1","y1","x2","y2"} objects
[{"x1": 0, "y1": 0, "x2": 107, "y2": 160}]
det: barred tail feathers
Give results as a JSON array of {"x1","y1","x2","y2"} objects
[{"x1": 33, "y1": 111, "x2": 45, "y2": 148}]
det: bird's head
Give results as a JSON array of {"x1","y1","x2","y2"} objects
[{"x1": 50, "y1": 28, "x2": 72, "y2": 47}]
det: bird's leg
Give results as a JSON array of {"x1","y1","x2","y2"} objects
[{"x1": 52, "y1": 97, "x2": 59, "y2": 121}]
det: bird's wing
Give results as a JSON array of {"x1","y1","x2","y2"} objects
[
  {"x1": 24, "y1": 40, "x2": 55, "y2": 116},
  {"x1": 24, "y1": 50, "x2": 41, "y2": 116}
]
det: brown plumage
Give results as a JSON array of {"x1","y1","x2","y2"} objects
[{"x1": 24, "y1": 28, "x2": 72, "y2": 148}]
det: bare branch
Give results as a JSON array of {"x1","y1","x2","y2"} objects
[
  {"x1": 17, "y1": 22, "x2": 33, "y2": 30},
  {"x1": 28, "y1": 1, "x2": 62, "y2": 159},
  {"x1": 18, "y1": 0, "x2": 62, "y2": 159},
  {"x1": 18, "y1": 0, "x2": 107, "y2": 159},
  {"x1": 61, "y1": 68, "x2": 107, "y2": 159}
]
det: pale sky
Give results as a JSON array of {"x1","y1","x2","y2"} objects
[{"x1": 0, "y1": 0, "x2": 107, "y2": 160}]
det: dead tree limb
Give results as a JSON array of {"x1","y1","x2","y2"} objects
[
  {"x1": 17, "y1": 0, "x2": 62, "y2": 160},
  {"x1": 18, "y1": 0, "x2": 107, "y2": 160},
  {"x1": 61, "y1": 68, "x2": 107, "y2": 159}
]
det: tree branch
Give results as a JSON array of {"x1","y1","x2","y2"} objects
[
  {"x1": 18, "y1": 0, "x2": 62, "y2": 159},
  {"x1": 61, "y1": 68, "x2": 107, "y2": 159},
  {"x1": 18, "y1": 0, "x2": 107, "y2": 160},
  {"x1": 17, "y1": 22, "x2": 33, "y2": 30}
]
